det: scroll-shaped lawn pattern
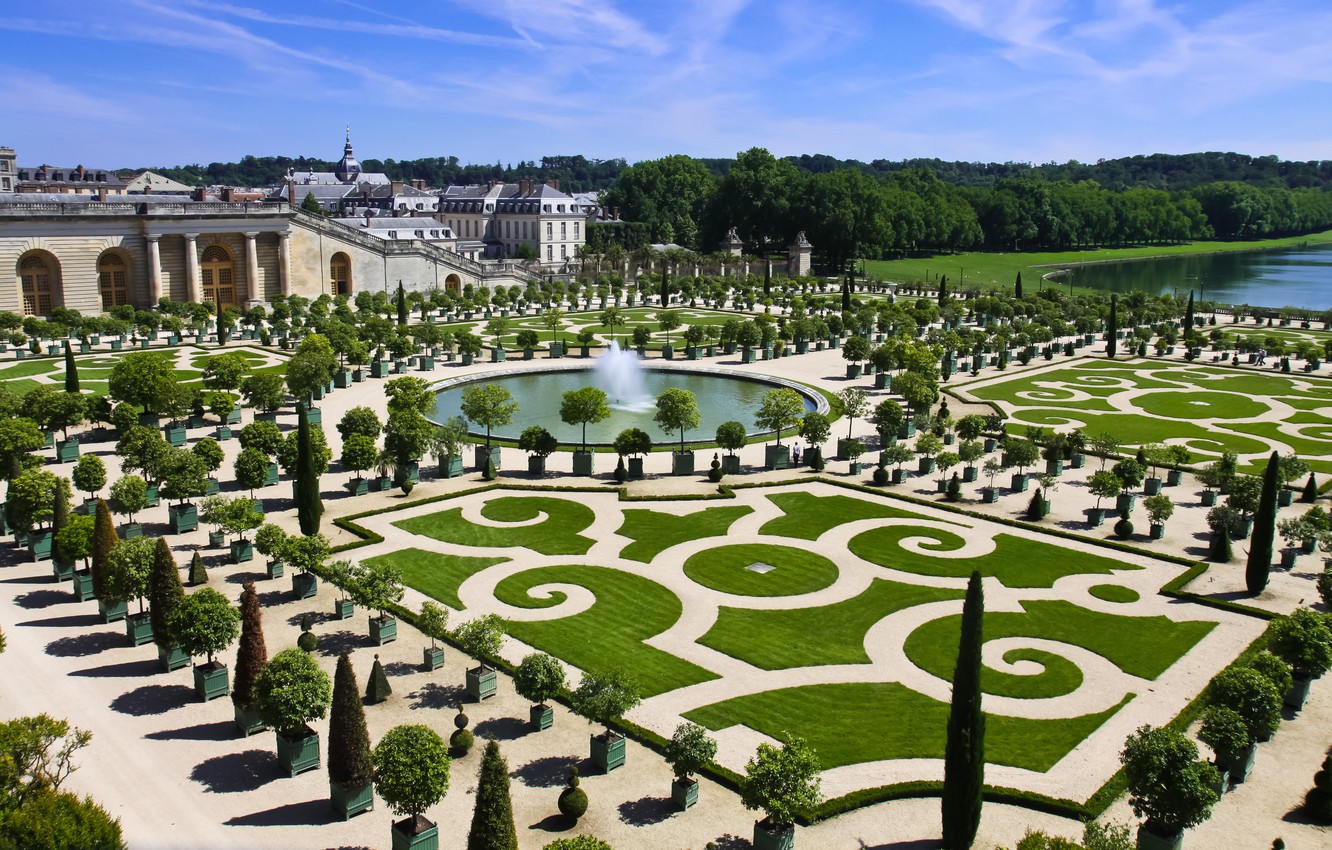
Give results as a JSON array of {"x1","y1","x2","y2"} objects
[
  {"x1": 684, "y1": 682, "x2": 1133, "y2": 772},
  {"x1": 699, "y1": 578, "x2": 964, "y2": 669},
  {"x1": 848, "y1": 527, "x2": 1133, "y2": 588},
  {"x1": 1131, "y1": 390, "x2": 1268, "y2": 420},
  {"x1": 616, "y1": 505, "x2": 754, "y2": 562},
  {"x1": 493, "y1": 565, "x2": 717, "y2": 697},
  {"x1": 394, "y1": 496, "x2": 596, "y2": 555},
  {"x1": 903, "y1": 600, "x2": 1216, "y2": 697},
  {"x1": 683, "y1": 544, "x2": 839, "y2": 597},
  {"x1": 758, "y1": 491, "x2": 929, "y2": 540},
  {"x1": 362, "y1": 548, "x2": 507, "y2": 611}
]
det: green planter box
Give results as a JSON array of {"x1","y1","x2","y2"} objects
[
  {"x1": 1136, "y1": 825, "x2": 1183, "y2": 850},
  {"x1": 1285, "y1": 672, "x2": 1313, "y2": 711},
  {"x1": 572, "y1": 451, "x2": 595, "y2": 475},
  {"x1": 230, "y1": 539, "x2": 253, "y2": 564},
  {"x1": 527, "y1": 456, "x2": 547, "y2": 476},
  {"x1": 1150, "y1": 523, "x2": 1165, "y2": 540},
  {"x1": 1201, "y1": 490, "x2": 1218, "y2": 506},
  {"x1": 52, "y1": 558, "x2": 75, "y2": 582},
  {"x1": 1011, "y1": 473, "x2": 1029, "y2": 493},
  {"x1": 209, "y1": 530, "x2": 226, "y2": 548},
  {"x1": 753, "y1": 821, "x2": 796, "y2": 850},
  {"x1": 371, "y1": 360, "x2": 390, "y2": 378},
  {"x1": 373, "y1": 476, "x2": 393, "y2": 492},
  {"x1": 264, "y1": 462, "x2": 279, "y2": 487},
  {"x1": 334, "y1": 598, "x2": 355, "y2": 620},
  {"x1": 1278, "y1": 488, "x2": 1294, "y2": 507},
  {"x1": 266, "y1": 559, "x2": 285, "y2": 580},
  {"x1": 28, "y1": 529, "x2": 53, "y2": 562},
  {"x1": 1143, "y1": 477, "x2": 1163, "y2": 495},
  {"x1": 370, "y1": 615, "x2": 397, "y2": 646},
  {"x1": 275, "y1": 726, "x2": 321, "y2": 777},
  {"x1": 292, "y1": 571, "x2": 318, "y2": 599},
  {"x1": 423, "y1": 646, "x2": 445, "y2": 671},
  {"x1": 169, "y1": 503, "x2": 198, "y2": 534},
  {"x1": 419, "y1": 356, "x2": 435, "y2": 371},
  {"x1": 765, "y1": 444, "x2": 790, "y2": 471},
  {"x1": 440, "y1": 455, "x2": 464, "y2": 478},
  {"x1": 846, "y1": 364, "x2": 862, "y2": 379},
  {"x1": 305, "y1": 407, "x2": 322, "y2": 426},
  {"x1": 347, "y1": 478, "x2": 369, "y2": 496},
  {"x1": 590, "y1": 732, "x2": 626, "y2": 773},
  {"x1": 164, "y1": 425, "x2": 186, "y2": 447},
  {"x1": 474, "y1": 445, "x2": 501, "y2": 471},
  {"x1": 918, "y1": 457, "x2": 937, "y2": 475},
  {"x1": 741, "y1": 349, "x2": 757, "y2": 364},
  {"x1": 466, "y1": 666, "x2": 498, "y2": 701},
  {"x1": 193, "y1": 662, "x2": 230, "y2": 702},
  {"x1": 330, "y1": 782, "x2": 374, "y2": 821},
  {"x1": 672, "y1": 778, "x2": 699, "y2": 810},
  {"x1": 1166, "y1": 468, "x2": 1183, "y2": 486},
  {"x1": 72, "y1": 570, "x2": 95, "y2": 602},
  {"x1": 204, "y1": 477, "x2": 220, "y2": 496},
  {"x1": 56, "y1": 440, "x2": 80, "y2": 463},
  {"x1": 721, "y1": 454, "x2": 741, "y2": 474},
  {"x1": 628, "y1": 457, "x2": 644, "y2": 479},
  {"x1": 1088, "y1": 508, "x2": 1106, "y2": 526},
  {"x1": 491, "y1": 348, "x2": 506, "y2": 363},
  {"x1": 391, "y1": 817, "x2": 439, "y2": 850},
  {"x1": 215, "y1": 426, "x2": 232, "y2": 441},
  {"x1": 530, "y1": 703, "x2": 554, "y2": 731},
  {"x1": 1116, "y1": 493, "x2": 1136, "y2": 515},
  {"x1": 672, "y1": 451, "x2": 695, "y2": 476},
  {"x1": 125, "y1": 612, "x2": 154, "y2": 646},
  {"x1": 980, "y1": 486, "x2": 998, "y2": 503},
  {"x1": 1046, "y1": 458, "x2": 1065, "y2": 476},
  {"x1": 158, "y1": 643, "x2": 189, "y2": 672},
  {"x1": 962, "y1": 466, "x2": 978, "y2": 483},
  {"x1": 99, "y1": 597, "x2": 128, "y2": 624},
  {"x1": 334, "y1": 370, "x2": 353, "y2": 389}
]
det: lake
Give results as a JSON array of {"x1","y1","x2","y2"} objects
[{"x1": 1046, "y1": 243, "x2": 1332, "y2": 311}]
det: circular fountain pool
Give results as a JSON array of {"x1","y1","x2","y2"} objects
[{"x1": 430, "y1": 359, "x2": 823, "y2": 446}]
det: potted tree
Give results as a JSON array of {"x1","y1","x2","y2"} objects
[
  {"x1": 798, "y1": 411, "x2": 830, "y2": 470},
  {"x1": 1197, "y1": 705, "x2": 1249, "y2": 791},
  {"x1": 160, "y1": 447, "x2": 207, "y2": 534},
  {"x1": 519, "y1": 425, "x2": 558, "y2": 477},
  {"x1": 108, "y1": 474, "x2": 148, "y2": 540},
  {"x1": 103, "y1": 536, "x2": 157, "y2": 646},
  {"x1": 460, "y1": 383, "x2": 517, "y2": 471},
  {"x1": 349, "y1": 560, "x2": 405, "y2": 646},
  {"x1": 1144, "y1": 494, "x2": 1175, "y2": 540},
  {"x1": 613, "y1": 427, "x2": 653, "y2": 480},
  {"x1": 325, "y1": 559, "x2": 358, "y2": 620},
  {"x1": 328, "y1": 652, "x2": 374, "y2": 820},
  {"x1": 741, "y1": 734, "x2": 823, "y2": 850},
  {"x1": 754, "y1": 388, "x2": 803, "y2": 470},
  {"x1": 342, "y1": 434, "x2": 378, "y2": 496},
  {"x1": 514, "y1": 652, "x2": 566, "y2": 732},
  {"x1": 285, "y1": 533, "x2": 329, "y2": 599},
  {"x1": 1267, "y1": 608, "x2": 1332, "y2": 711},
  {"x1": 1113, "y1": 458, "x2": 1145, "y2": 515},
  {"x1": 845, "y1": 439, "x2": 868, "y2": 476},
  {"x1": 664, "y1": 722, "x2": 717, "y2": 811},
  {"x1": 254, "y1": 522, "x2": 288, "y2": 580},
  {"x1": 54, "y1": 513, "x2": 93, "y2": 594},
  {"x1": 372, "y1": 724, "x2": 451, "y2": 850},
  {"x1": 168, "y1": 587, "x2": 241, "y2": 702},
  {"x1": 418, "y1": 601, "x2": 449, "y2": 671},
  {"x1": 72, "y1": 454, "x2": 106, "y2": 515},
  {"x1": 1087, "y1": 469, "x2": 1121, "y2": 527},
  {"x1": 883, "y1": 443, "x2": 916, "y2": 486},
  {"x1": 1120, "y1": 724, "x2": 1219, "y2": 850},
  {"x1": 561, "y1": 386, "x2": 610, "y2": 475},
  {"x1": 655, "y1": 388, "x2": 700, "y2": 476},
  {"x1": 715, "y1": 420, "x2": 747, "y2": 475},
  {"x1": 254, "y1": 647, "x2": 333, "y2": 777},
  {"x1": 455, "y1": 614, "x2": 506, "y2": 701},
  {"x1": 835, "y1": 387, "x2": 869, "y2": 458},
  {"x1": 430, "y1": 416, "x2": 469, "y2": 479},
  {"x1": 231, "y1": 580, "x2": 269, "y2": 736},
  {"x1": 572, "y1": 668, "x2": 641, "y2": 773}
]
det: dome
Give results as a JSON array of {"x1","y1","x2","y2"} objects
[{"x1": 334, "y1": 127, "x2": 362, "y2": 183}]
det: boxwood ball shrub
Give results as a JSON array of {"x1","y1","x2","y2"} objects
[
  {"x1": 557, "y1": 766, "x2": 588, "y2": 820},
  {"x1": 1114, "y1": 518, "x2": 1134, "y2": 539},
  {"x1": 1207, "y1": 667, "x2": 1281, "y2": 742}
]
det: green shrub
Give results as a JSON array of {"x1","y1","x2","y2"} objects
[
  {"x1": 1306, "y1": 754, "x2": 1332, "y2": 823},
  {"x1": 297, "y1": 631, "x2": 318, "y2": 652},
  {"x1": 1245, "y1": 651, "x2": 1293, "y2": 696},
  {"x1": 1207, "y1": 667, "x2": 1281, "y2": 742},
  {"x1": 450, "y1": 727, "x2": 474, "y2": 755},
  {"x1": 557, "y1": 766, "x2": 588, "y2": 820},
  {"x1": 1113, "y1": 518, "x2": 1134, "y2": 539},
  {"x1": 542, "y1": 838, "x2": 612, "y2": 850},
  {"x1": 0, "y1": 790, "x2": 126, "y2": 850}
]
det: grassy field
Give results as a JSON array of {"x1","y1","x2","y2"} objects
[
  {"x1": 393, "y1": 496, "x2": 597, "y2": 555},
  {"x1": 862, "y1": 229, "x2": 1332, "y2": 293},
  {"x1": 682, "y1": 543, "x2": 840, "y2": 597},
  {"x1": 616, "y1": 505, "x2": 753, "y2": 563}
]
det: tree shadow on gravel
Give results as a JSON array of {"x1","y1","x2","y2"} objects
[
  {"x1": 0, "y1": 574, "x2": 53, "y2": 585},
  {"x1": 45, "y1": 631, "x2": 125, "y2": 657},
  {"x1": 110, "y1": 684, "x2": 196, "y2": 716},
  {"x1": 513, "y1": 754, "x2": 581, "y2": 789},
  {"x1": 316, "y1": 629, "x2": 372, "y2": 657},
  {"x1": 17, "y1": 613, "x2": 102, "y2": 629},
  {"x1": 407, "y1": 682, "x2": 464, "y2": 711},
  {"x1": 225, "y1": 799, "x2": 332, "y2": 827},
  {"x1": 190, "y1": 750, "x2": 278, "y2": 793},
  {"x1": 146, "y1": 721, "x2": 236, "y2": 742},
  {"x1": 15, "y1": 589, "x2": 72, "y2": 609},
  {"x1": 383, "y1": 661, "x2": 421, "y2": 678},
  {"x1": 859, "y1": 840, "x2": 941, "y2": 849},
  {"x1": 528, "y1": 814, "x2": 575, "y2": 834},
  {"x1": 617, "y1": 795, "x2": 674, "y2": 827},
  {"x1": 71, "y1": 658, "x2": 161, "y2": 678},
  {"x1": 473, "y1": 716, "x2": 529, "y2": 742},
  {"x1": 708, "y1": 835, "x2": 752, "y2": 850},
  {"x1": 257, "y1": 590, "x2": 294, "y2": 609}
]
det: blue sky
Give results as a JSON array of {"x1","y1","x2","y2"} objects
[{"x1": 5, "y1": 0, "x2": 1331, "y2": 170}]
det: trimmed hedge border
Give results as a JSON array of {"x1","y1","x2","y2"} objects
[{"x1": 325, "y1": 474, "x2": 1279, "y2": 822}]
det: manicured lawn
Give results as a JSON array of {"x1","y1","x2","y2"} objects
[
  {"x1": 363, "y1": 547, "x2": 508, "y2": 610},
  {"x1": 0, "y1": 360, "x2": 58, "y2": 379},
  {"x1": 685, "y1": 682, "x2": 1133, "y2": 772},
  {"x1": 394, "y1": 496, "x2": 597, "y2": 555},
  {"x1": 493, "y1": 565, "x2": 717, "y2": 697},
  {"x1": 903, "y1": 600, "x2": 1216, "y2": 688},
  {"x1": 1089, "y1": 584, "x2": 1140, "y2": 603},
  {"x1": 758, "y1": 491, "x2": 928, "y2": 540},
  {"x1": 848, "y1": 528, "x2": 1136, "y2": 588},
  {"x1": 682, "y1": 543, "x2": 839, "y2": 597},
  {"x1": 616, "y1": 505, "x2": 754, "y2": 562},
  {"x1": 699, "y1": 578, "x2": 964, "y2": 669},
  {"x1": 1130, "y1": 390, "x2": 1268, "y2": 420}
]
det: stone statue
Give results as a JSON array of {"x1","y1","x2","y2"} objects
[{"x1": 725, "y1": 226, "x2": 741, "y2": 243}]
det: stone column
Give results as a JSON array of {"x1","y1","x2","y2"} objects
[
  {"x1": 244, "y1": 232, "x2": 259, "y2": 303},
  {"x1": 277, "y1": 231, "x2": 291, "y2": 296},
  {"x1": 183, "y1": 233, "x2": 201, "y2": 304},
  {"x1": 145, "y1": 235, "x2": 162, "y2": 304}
]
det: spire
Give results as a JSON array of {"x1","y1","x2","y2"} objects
[{"x1": 335, "y1": 127, "x2": 361, "y2": 183}]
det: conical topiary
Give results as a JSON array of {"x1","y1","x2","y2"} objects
[
  {"x1": 365, "y1": 653, "x2": 392, "y2": 704},
  {"x1": 188, "y1": 549, "x2": 207, "y2": 585},
  {"x1": 1302, "y1": 473, "x2": 1318, "y2": 503},
  {"x1": 482, "y1": 455, "x2": 498, "y2": 482},
  {"x1": 91, "y1": 498, "x2": 119, "y2": 599},
  {"x1": 467, "y1": 739, "x2": 518, "y2": 850},
  {"x1": 451, "y1": 701, "x2": 474, "y2": 755},
  {"x1": 64, "y1": 340, "x2": 79, "y2": 393},
  {"x1": 946, "y1": 472, "x2": 961, "y2": 501},
  {"x1": 1027, "y1": 488, "x2": 1047, "y2": 520},
  {"x1": 1247, "y1": 450, "x2": 1280, "y2": 594},
  {"x1": 613, "y1": 457, "x2": 627, "y2": 484},
  {"x1": 329, "y1": 652, "x2": 373, "y2": 795},
  {"x1": 232, "y1": 581, "x2": 268, "y2": 711},
  {"x1": 557, "y1": 765, "x2": 588, "y2": 821},
  {"x1": 1305, "y1": 754, "x2": 1332, "y2": 822},
  {"x1": 1212, "y1": 526, "x2": 1233, "y2": 562},
  {"x1": 148, "y1": 537, "x2": 184, "y2": 649}
]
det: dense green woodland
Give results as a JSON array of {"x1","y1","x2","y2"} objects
[{"x1": 144, "y1": 150, "x2": 1332, "y2": 267}]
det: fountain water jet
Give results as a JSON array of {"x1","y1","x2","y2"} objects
[{"x1": 593, "y1": 341, "x2": 654, "y2": 411}]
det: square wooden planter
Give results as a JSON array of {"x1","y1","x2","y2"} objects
[
  {"x1": 672, "y1": 778, "x2": 699, "y2": 810},
  {"x1": 765, "y1": 444, "x2": 790, "y2": 470},
  {"x1": 72, "y1": 570, "x2": 95, "y2": 602},
  {"x1": 753, "y1": 820, "x2": 796, "y2": 850},
  {"x1": 440, "y1": 455, "x2": 464, "y2": 478},
  {"x1": 52, "y1": 558, "x2": 75, "y2": 582},
  {"x1": 275, "y1": 726, "x2": 321, "y2": 777},
  {"x1": 1285, "y1": 673, "x2": 1313, "y2": 711},
  {"x1": 721, "y1": 454, "x2": 741, "y2": 474},
  {"x1": 1135, "y1": 825, "x2": 1183, "y2": 850},
  {"x1": 56, "y1": 440, "x2": 80, "y2": 463},
  {"x1": 628, "y1": 457, "x2": 645, "y2": 479},
  {"x1": 572, "y1": 451, "x2": 595, "y2": 475},
  {"x1": 423, "y1": 646, "x2": 445, "y2": 671},
  {"x1": 233, "y1": 703, "x2": 268, "y2": 737},
  {"x1": 466, "y1": 666, "x2": 498, "y2": 701},
  {"x1": 347, "y1": 477, "x2": 370, "y2": 496},
  {"x1": 474, "y1": 446, "x2": 501, "y2": 471},
  {"x1": 169, "y1": 503, "x2": 198, "y2": 534},
  {"x1": 266, "y1": 559, "x2": 285, "y2": 580},
  {"x1": 335, "y1": 598, "x2": 355, "y2": 620},
  {"x1": 370, "y1": 615, "x2": 397, "y2": 646},
  {"x1": 590, "y1": 732, "x2": 626, "y2": 773},
  {"x1": 530, "y1": 703, "x2": 554, "y2": 731},
  {"x1": 125, "y1": 612, "x2": 154, "y2": 647},
  {"x1": 330, "y1": 782, "x2": 374, "y2": 821},
  {"x1": 28, "y1": 529, "x2": 53, "y2": 562},
  {"x1": 99, "y1": 597, "x2": 128, "y2": 624},
  {"x1": 391, "y1": 817, "x2": 439, "y2": 850},
  {"x1": 208, "y1": 531, "x2": 226, "y2": 548},
  {"x1": 291, "y1": 572, "x2": 318, "y2": 599},
  {"x1": 672, "y1": 451, "x2": 695, "y2": 476},
  {"x1": 230, "y1": 539, "x2": 253, "y2": 564},
  {"x1": 193, "y1": 662, "x2": 230, "y2": 702},
  {"x1": 158, "y1": 643, "x2": 189, "y2": 673}
]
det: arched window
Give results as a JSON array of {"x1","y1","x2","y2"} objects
[
  {"x1": 19, "y1": 254, "x2": 57, "y2": 316},
  {"x1": 200, "y1": 245, "x2": 235, "y2": 308},
  {"x1": 98, "y1": 252, "x2": 129, "y2": 310},
  {"x1": 330, "y1": 253, "x2": 351, "y2": 296}
]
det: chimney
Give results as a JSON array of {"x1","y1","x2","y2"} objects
[
  {"x1": 222, "y1": 187, "x2": 236, "y2": 202},
  {"x1": 519, "y1": 178, "x2": 532, "y2": 195},
  {"x1": 77, "y1": 164, "x2": 85, "y2": 180},
  {"x1": 545, "y1": 178, "x2": 559, "y2": 191},
  {"x1": 412, "y1": 178, "x2": 425, "y2": 190},
  {"x1": 288, "y1": 178, "x2": 296, "y2": 206},
  {"x1": 97, "y1": 187, "x2": 107, "y2": 202},
  {"x1": 391, "y1": 180, "x2": 404, "y2": 195},
  {"x1": 41, "y1": 164, "x2": 49, "y2": 180},
  {"x1": 143, "y1": 183, "x2": 152, "y2": 195},
  {"x1": 193, "y1": 187, "x2": 208, "y2": 202}
]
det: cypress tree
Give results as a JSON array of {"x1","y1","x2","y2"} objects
[
  {"x1": 52, "y1": 476, "x2": 70, "y2": 550},
  {"x1": 938, "y1": 277, "x2": 948, "y2": 308},
  {"x1": 1014, "y1": 272, "x2": 1022, "y2": 299},
  {"x1": 467, "y1": 738, "x2": 518, "y2": 850},
  {"x1": 64, "y1": 340, "x2": 79, "y2": 393},
  {"x1": 841, "y1": 274, "x2": 851, "y2": 313},
  {"x1": 148, "y1": 537, "x2": 184, "y2": 649},
  {"x1": 660, "y1": 262, "x2": 669, "y2": 303},
  {"x1": 1106, "y1": 294, "x2": 1118, "y2": 359},
  {"x1": 1247, "y1": 450, "x2": 1281, "y2": 594},
  {"x1": 942, "y1": 570, "x2": 985, "y2": 850},
  {"x1": 1212, "y1": 526, "x2": 1233, "y2": 562},
  {"x1": 232, "y1": 581, "x2": 268, "y2": 712},
  {"x1": 329, "y1": 652, "x2": 373, "y2": 794},
  {"x1": 396, "y1": 281, "x2": 407, "y2": 326},
  {"x1": 1302, "y1": 473, "x2": 1317, "y2": 503},
  {"x1": 295, "y1": 402, "x2": 323, "y2": 535},
  {"x1": 91, "y1": 498, "x2": 119, "y2": 599},
  {"x1": 188, "y1": 548, "x2": 208, "y2": 585},
  {"x1": 1184, "y1": 289, "x2": 1195, "y2": 339},
  {"x1": 763, "y1": 261, "x2": 772, "y2": 297},
  {"x1": 365, "y1": 653, "x2": 392, "y2": 704}
]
